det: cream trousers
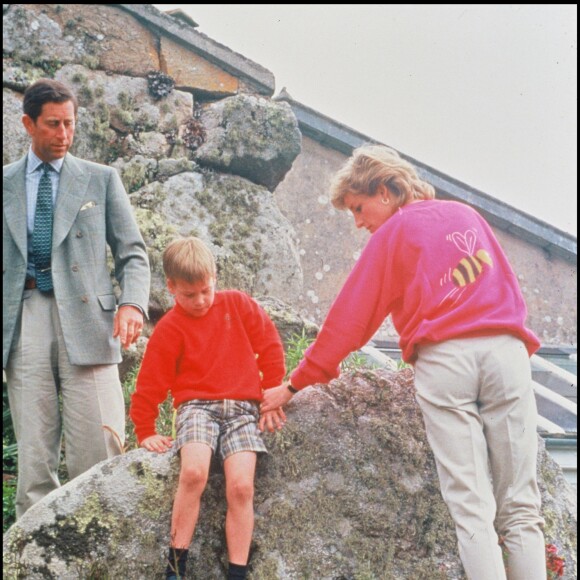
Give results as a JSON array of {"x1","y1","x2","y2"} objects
[
  {"x1": 414, "y1": 335, "x2": 546, "y2": 580},
  {"x1": 6, "y1": 289, "x2": 125, "y2": 518}
]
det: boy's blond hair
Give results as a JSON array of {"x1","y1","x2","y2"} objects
[{"x1": 163, "y1": 237, "x2": 216, "y2": 283}]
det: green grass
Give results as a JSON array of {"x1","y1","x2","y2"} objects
[
  {"x1": 285, "y1": 329, "x2": 378, "y2": 377},
  {"x1": 285, "y1": 329, "x2": 315, "y2": 377},
  {"x1": 3, "y1": 478, "x2": 17, "y2": 531},
  {"x1": 3, "y1": 382, "x2": 17, "y2": 531}
]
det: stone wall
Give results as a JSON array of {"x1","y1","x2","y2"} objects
[{"x1": 3, "y1": 3, "x2": 303, "y2": 325}]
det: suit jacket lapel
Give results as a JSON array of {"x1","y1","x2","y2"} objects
[
  {"x1": 3, "y1": 156, "x2": 28, "y2": 260},
  {"x1": 53, "y1": 154, "x2": 91, "y2": 249}
]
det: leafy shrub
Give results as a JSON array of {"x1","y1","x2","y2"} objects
[{"x1": 3, "y1": 478, "x2": 16, "y2": 532}]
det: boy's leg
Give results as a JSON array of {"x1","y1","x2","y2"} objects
[
  {"x1": 171, "y1": 442, "x2": 213, "y2": 548},
  {"x1": 224, "y1": 451, "x2": 257, "y2": 565},
  {"x1": 479, "y1": 336, "x2": 546, "y2": 580}
]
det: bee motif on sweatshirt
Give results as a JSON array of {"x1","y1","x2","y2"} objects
[
  {"x1": 451, "y1": 246, "x2": 493, "y2": 286},
  {"x1": 439, "y1": 229, "x2": 493, "y2": 304}
]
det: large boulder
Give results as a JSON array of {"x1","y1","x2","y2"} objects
[
  {"x1": 3, "y1": 368, "x2": 576, "y2": 579},
  {"x1": 195, "y1": 94, "x2": 302, "y2": 191},
  {"x1": 256, "y1": 295, "x2": 319, "y2": 349},
  {"x1": 129, "y1": 170, "x2": 303, "y2": 319}
]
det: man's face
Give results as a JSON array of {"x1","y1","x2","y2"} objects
[{"x1": 22, "y1": 100, "x2": 76, "y2": 162}]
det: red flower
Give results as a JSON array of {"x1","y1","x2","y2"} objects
[{"x1": 546, "y1": 543, "x2": 565, "y2": 578}]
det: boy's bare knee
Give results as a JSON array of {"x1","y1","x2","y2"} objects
[
  {"x1": 226, "y1": 479, "x2": 254, "y2": 506},
  {"x1": 179, "y1": 465, "x2": 208, "y2": 490}
]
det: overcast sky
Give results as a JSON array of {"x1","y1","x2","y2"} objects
[{"x1": 154, "y1": 4, "x2": 577, "y2": 236}]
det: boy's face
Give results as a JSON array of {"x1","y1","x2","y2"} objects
[{"x1": 167, "y1": 276, "x2": 216, "y2": 318}]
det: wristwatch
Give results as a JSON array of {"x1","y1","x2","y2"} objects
[{"x1": 286, "y1": 383, "x2": 298, "y2": 394}]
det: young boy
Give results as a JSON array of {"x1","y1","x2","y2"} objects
[{"x1": 130, "y1": 237, "x2": 286, "y2": 580}]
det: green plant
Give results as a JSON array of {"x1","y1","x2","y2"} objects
[
  {"x1": 3, "y1": 440, "x2": 17, "y2": 472},
  {"x1": 284, "y1": 330, "x2": 378, "y2": 378},
  {"x1": 397, "y1": 358, "x2": 411, "y2": 370},
  {"x1": 341, "y1": 351, "x2": 377, "y2": 372},
  {"x1": 3, "y1": 381, "x2": 18, "y2": 531},
  {"x1": 146, "y1": 71, "x2": 175, "y2": 100},
  {"x1": 284, "y1": 329, "x2": 315, "y2": 378},
  {"x1": 3, "y1": 478, "x2": 17, "y2": 532},
  {"x1": 122, "y1": 365, "x2": 140, "y2": 451},
  {"x1": 122, "y1": 364, "x2": 176, "y2": 450}
]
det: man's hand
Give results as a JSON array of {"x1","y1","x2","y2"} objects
[
  {"x1": 141, "y1": 434, "x2": 173, "y2": 453},
  {"x1": 113, "y1": 304, "x2": 144, "y2": 349},
  {"x1": 261, "y1": 383, "x2": 296, "y2": 413},
  {"x1": 258, "y1": 407, "x2": 287, "y2": 433}
]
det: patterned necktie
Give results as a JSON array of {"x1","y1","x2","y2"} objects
[{"x1": 32, "y1": 162, "x2": 54, "y2": 292}]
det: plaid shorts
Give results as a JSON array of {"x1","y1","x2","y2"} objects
[{"x1": 175, "y1": 399, "x2": 267, "y2": 460}]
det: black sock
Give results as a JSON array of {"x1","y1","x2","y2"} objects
[
  {"x1": 166, "y1": 547, "x2": 188, "y2": 578},
  {"x1": 227, "y1": 562, "x2": 248, "y2": 580}
]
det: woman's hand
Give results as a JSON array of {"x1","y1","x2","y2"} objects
[
  {"x1": 258, "y1": 407, "x2": 287, "y2": 433},
  {"x1": 141, "y1": 434, "x2": 174, "y2": 453},
  {"x1": 261, "y1": 383, "x2": 296, "y2": 413}
]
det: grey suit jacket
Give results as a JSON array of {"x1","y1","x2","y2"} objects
[{"x1": 3, "y1": 153, "x2": 150, "y2": 367}]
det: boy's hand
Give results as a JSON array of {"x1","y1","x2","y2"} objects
[
  {"x1": 261, "y1": 383, "x2": 295, "y2": 413},
  {"x1": 141, "y1": 434, "x2": 174, "y2": 453},
  {"x1": 259, "y1": 408, "x2": 287, "y2": 433}
]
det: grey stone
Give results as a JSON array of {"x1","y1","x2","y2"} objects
[
  {"x1": 110, "y1": 155, "x2": 158, "y2": 194},
  {"x1": 256, "y1": 295, "x2": 319, "y2": 349},
  {"x1": 3, "y1": 369, "x2": 576, "y2": 579},
  {"x1": 129, "y1": 171, "x2": 303, "y2": 317},
  {"x1": 2, "y1": 87, "x2": 29, "y2": 165},
  {"x1": 2, "y1": 58, "x2": 46, "y2": 92},
  {"x1": 3, "y1": 4, "x2": 160, "y2": 77},
  {"x1": 195, "y1": 94, "x2": 302, "y2": 191}
]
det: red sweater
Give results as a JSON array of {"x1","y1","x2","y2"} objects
[
  {"x1": 291, "y1": 200, "x2": 540, "y2": 390},
  {"x1": 130, "y1": 290, "x2": 285, "y2": 442}
]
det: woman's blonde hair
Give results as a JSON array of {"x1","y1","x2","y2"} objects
[
  {"x1": 330, "y1": 144, "x2": 435, "y2": 209},
  {"x1": 163, "y1": 237, "x2": 216, "y2": 283}
]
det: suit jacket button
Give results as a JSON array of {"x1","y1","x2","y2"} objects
[
  {"x1": 76, "y1": 230, "x2": 83, "y2": 238},
  {"x1": 72, "y1": 265, "x2": 79, "y2": 272},
  {"x1": 81, "y1": 296, "x2": 89, "y2": 303}
]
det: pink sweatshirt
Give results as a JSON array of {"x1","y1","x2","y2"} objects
[{"x1": 291, "y1": 200, "x2": 540, "y2": 390}]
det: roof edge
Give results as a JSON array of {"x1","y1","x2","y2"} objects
[
  {"x1": 276, "y1": 92, "x2": 577, "y2": 263},
  {"x1": 114, "y1": 4, "x2": 275, "y2": 96}
]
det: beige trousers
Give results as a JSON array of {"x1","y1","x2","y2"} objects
[
  {"x1": 414, "y1": 335, "x2": 546, "y2": 580},
  {"x1": 5, "y1": 289, "x2": 125, "y2": 518}
]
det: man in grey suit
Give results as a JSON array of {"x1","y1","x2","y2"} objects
[{"x1": 3, "y1": 78, "x2": 151, "y2": 518}]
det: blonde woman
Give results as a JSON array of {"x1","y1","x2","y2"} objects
[{"x1": 262, "y1": 145, "x2": 546, "y2": 580}]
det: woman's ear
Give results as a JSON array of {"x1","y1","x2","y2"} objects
[{"x1": 377, "y1": 183, "x2": 390, "y2": 203}]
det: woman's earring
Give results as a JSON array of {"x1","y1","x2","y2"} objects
[{"x1": 381, "y1": 198, "x2": 390, "y2": 206}]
